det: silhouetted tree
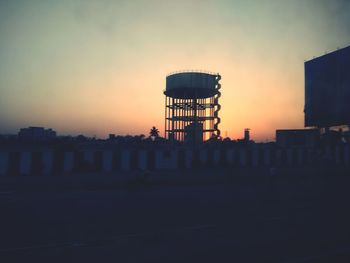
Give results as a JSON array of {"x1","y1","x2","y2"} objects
[{"x1": 149, "y1": 126, "x2": 159, "y2": 141}]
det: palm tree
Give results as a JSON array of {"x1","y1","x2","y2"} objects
[{"x1": 149, "y1": 126, "x2": 159, "y2": 141}]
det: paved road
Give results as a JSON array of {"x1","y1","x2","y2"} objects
[{"x1": 1, "y1": 175, "x2": 350, "y2": 262}]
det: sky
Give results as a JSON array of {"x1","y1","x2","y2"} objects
[{"x1": 0, "y1": 0, "x2": 349, "y2": 141}]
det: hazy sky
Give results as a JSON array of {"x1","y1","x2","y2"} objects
[{"x1": 0, "y1": 0, "x2": 349, "y2": 141}]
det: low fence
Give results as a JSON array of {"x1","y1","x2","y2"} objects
[{"x1": 0, "y1": 144, "x2": 349, "y2": 176}]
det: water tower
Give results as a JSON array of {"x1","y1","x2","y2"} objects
[{"x1": 164, "y1": 71, "x2": 221, "y2": 143}]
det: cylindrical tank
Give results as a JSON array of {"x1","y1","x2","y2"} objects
[
  {"x1": 165, "y1": 72, "x2": 218, "y2": 99},
  {"x1": 164, "y1": 71, "x2": 221, "y2": 144}
]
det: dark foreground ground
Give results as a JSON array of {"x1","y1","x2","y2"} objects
[{"x1": 1, "y1": 169, "x2": 350, "y2": 263}]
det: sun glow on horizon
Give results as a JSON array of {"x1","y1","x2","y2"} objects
[{"x1": 0, "y1": 0, "x2": 349, "y2": 141}]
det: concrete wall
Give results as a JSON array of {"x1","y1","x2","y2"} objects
[
  {"x1": 103, "y1": 151, "x2": 113, "y2": 172},
  {"x1": 42, "y1": 151, "x2": 53, "y2": 176},
  {"x1": 63, "y1": 152, "x2": 74, "y2": 174},
  {"x1": 20, "y1": 152, "x2": 31, "y2": 176},
  {"x1": 0, "y1": 152, "x2": 8, "y2": 176},
  {"x1": 0, "y1": 145, "x2": 349, "y2": 176}
]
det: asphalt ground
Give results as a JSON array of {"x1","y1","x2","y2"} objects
[{"x1": 1, "y1": 172, "x2": 350, "y2": 262}]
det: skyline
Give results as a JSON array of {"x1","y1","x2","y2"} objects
[{"x1": 1, "y1": 0, "x2": 350, "y2": 141}]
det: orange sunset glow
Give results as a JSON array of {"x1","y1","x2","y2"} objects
[{"x1": 0, "y1": 1, "x2": 349, "y2": 141}]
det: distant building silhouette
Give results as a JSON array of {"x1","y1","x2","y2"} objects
[
  {"x1": 18, "y1": 127, "x2": 56, "y2": 141},
  {"x1": 244, "y1": 128, "x2": 250, "y2": 142},
  {"x1": 276, "y1": 129, "x2": 319, "y2": 147}
]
